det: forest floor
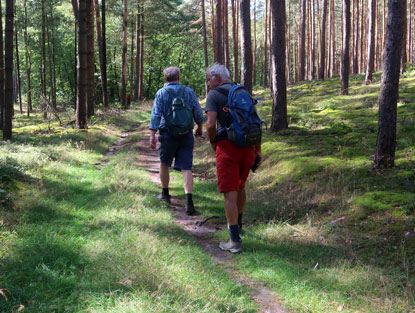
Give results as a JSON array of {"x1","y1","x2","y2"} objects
[{"x1": 1, "y1": 71, "x2": 415, "y2": 312}]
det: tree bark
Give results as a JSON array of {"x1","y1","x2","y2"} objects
[
  {"x1": 87, "y1": 0, "x2": 95, "y2": 117},
  {"x1": 138, "y1": 8, "x2": 144, "y2": 100},
  {"x1": 374, "y1": 0, "x2": 406, "y2": 168},
  {"x1": 232, "y1": 0, "x2": 238, "y2": 82},
  {"x1": 270, "y1": 0, "x2": 288, "y2": 132},
  {"x1": 223, "y1": 0, "x2": 230, "y2": 68},
  {"x1": 215, "y1": 0, "x2": 224, "y2": 64},
  {"x1": 341, "y1": 0, "x2": 351, "y2": 95},
  {"x1": 365, "y1": 0, "x2": 376, "y2": 84},
  {"x1": 76, "y1": 0, "x2": 88, "y2": 129},
  {"x1": 263, "y1": 0, "x2": 268, "y2": 87},
  {"x1": 95, "y1": 0, "x2": 109, "y2": 108},
  {"x1": 318, "y1": 0, "x2": 328, "y2": 80},
  {"x1": 120, "y1": 0, "x2": 128, "y2": 108},
  {"x1": 3, "y1": 0, "x2": 13, "y2": 139},
  {"x1": 240, "y1": 0, "x2": 252, "y2": 93},
  {"x1": 0, "y1": 0, "x2": 4, "y2": 130},
  {"x1": 202, "y1": 0, "x2": 209, "y2": 97},
  {"x1": 253, "y1": 0, "x2": 257, "y2": 85},
  {"x1": 353, "y1": 0, "x2": 360, "y2": 74},
  {"x1": 298, "y1": 0, "x2": 306, "y2": 81},
  {"x1": 23, "y1": 0, "x2": 31, "y2": 116},
  {"x1": 14, "y1": 17, "x2": 22, "y2": 114},
  {"x1": 401, "y1": 0, "x2": 408, "y2": 73},
  {"x1": 41, "y1": 0, "x2": 47, "y2": 118}
]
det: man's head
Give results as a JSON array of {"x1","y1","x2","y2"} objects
[
  {"x1": 163, "y1": 66, "x2": 180, "y2": 82},
  {"x1": 206, "y1": 63, "x2": 230, "y2": 90}
]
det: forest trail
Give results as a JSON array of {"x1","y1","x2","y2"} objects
[{"x1": 104, "y1": 125, "x2": 288, "y2": 313}]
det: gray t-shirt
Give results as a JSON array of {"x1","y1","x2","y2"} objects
[{"x1": 205, "y1": 82, "x2": 234, "y2": 140}]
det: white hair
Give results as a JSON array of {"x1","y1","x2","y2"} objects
[{"x1": 206, "y1": 63, "x2": 230, "y2": 81}]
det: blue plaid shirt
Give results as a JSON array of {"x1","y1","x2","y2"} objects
[{"x1": 149, "y1": 82, "x2": 204, "y2": 132}]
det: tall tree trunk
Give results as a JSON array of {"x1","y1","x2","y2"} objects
[
  {"x1": 365, "y1": 0, "x2": 376, "y2": 84},
  {"x1": 232, "y1": 0, "x2": 238, "y2": 82},
  {"x1": 253, "y1": 0, "x2": 257, "y2": 85},
  {"x1": 298, "y1": 0, "x2": 306, "y2": 81},
  {"x1": 263, "y1": 0, "x2": 268, "y2": 87},
  {"x1": 41, "y1": 0, "x2": 47, "y2": 118},
  {"x1": 330, "y1": 0, "x2": 335, "y2": 77},
  {"x1": 401, "y1": 0, "x2": 408, "y2": 73},
  {"x1": 120, "y1": 0, "x2": 128, "y2": 108},
  {"x1": 87, "y1": 0, "x2": 95, "y2": 117},
  {"x1": 286, "y1": 1, "x2": 291, "y2": 82},
  {"x1": 138, "y1": 10, "x2": 144, "y2": 100},
  {"x1": 240, "y1": 0, "x2": 252, "y2": 93},
  {"x1": 215, "y1": 0, "x2": 224, "y2": 64},
  {"x1": 14, "y1": 18, "x2": 22, "y2": 114},
  {"x1": 95, "y1": 0, "x2": 109, "y2": 108},
  {"x1": 3, "y1": 0, "x2": 13, "y2": 139},
  {"x1": 341, "y1": 0, "x2": 351, "y2": 95},
  {"x1": 353, "y1": 0, "x2": 360, "y2": 74},
  {"x1": 318, "y1": 0, "x2": 328, "y2": 80},
  {"x1": 0, "y1": 0, "x2": 3, "y2": 130},
  {"x1": 409, "y1": 0, "x2": 412, "y2": 62},
  {"x1": 374, "y1": 0, "x2": 406, "y2": 168},
  {"x1": 76, "y1": 0, "x2": 88, "y2": 129},
  {"x1": 310, "y1": 0, "x2": 316, "y2": 79},
  {"x1": 23, "y1": 0, "x2": 31, "y2": 116},
  {"x1": 211, "y1": 0, "x2": 216, "y2": 62},
  {"x1": 359, "y1": 0, "x2": 364, "y2": 73},
  {"x1": 129, "y1": 19, "x2": 134, "y2": 100},
  {"x1": 50, "y1": 9, "x2": 57, "y2": 110},
  {"x1": 223, "y1": 0, "x2": 230, "y2": 68},
  {"x1": 270, "y1": 0, "x2": 288, "y2": 132},
  {"x1": 202, "y1": 0, "x2": 209, "y2": 97}
]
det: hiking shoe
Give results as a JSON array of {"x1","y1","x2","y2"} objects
[
  {"x1": 156, "y1": 193, "x2": 171, "y2": 204},
  {"x1": 185, "y1": 200, "x2": 195, "y2": 215},
  {"x1": 219, "y1": 239, "x2": 242, "y2": 253}
]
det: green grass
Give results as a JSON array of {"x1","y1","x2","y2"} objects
[
  {"x1": 192, "y1": 71, "x2": 415, "y2": 312},
  {"x1": 2, "y1": 68, "x2": 415, "y2": 313},
  {"x1": 1, "y1": 107, "x2": 257, "y2": 312}
]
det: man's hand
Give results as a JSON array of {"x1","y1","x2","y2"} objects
[
  {"x1": 195, "y1": 124, "x2": 203, "y2": 138},
  {"x1": 150, "y1": 131, "x2": 157, "y2": 150}
]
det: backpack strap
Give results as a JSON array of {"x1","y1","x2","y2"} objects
[
  {"x1": 163, "y1": 86, "x2": 186, "y2": 104},
  {"x1": 213, "y1": 87, "x2": 230, "y2": 98},
  {"x1": 163, "y1": 87, "x2": 176, "y2": 101}
]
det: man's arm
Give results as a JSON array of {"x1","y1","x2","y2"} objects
[
  {"x1": 190, "y1": 90, "x2": 204, "y2": 137},
  {"x1": 150, "y1": 129, "x2": 157, "y2": 150},
  {"x1": 206, "y1": 111, "x2": 217, "y2": 151}
]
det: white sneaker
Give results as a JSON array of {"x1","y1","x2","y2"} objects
[{"x1": 219, "y1": 239, "x2": 242, "y2": 253}]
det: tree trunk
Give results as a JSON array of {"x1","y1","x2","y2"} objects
[
  {"x1": 223, "y1": 0, "x2": 230, "y2": 68},
  {"x1": 215, "y1": 0, "x2": 224, "y2": 64},
  {"x1": 310, "y1": 0, "x2": 316, "y2": 79},
  {"x1": 129, "y1": 19, "x2": 134, "y2": 100},
  {"x1": 401, "y1": 0, "x2": 408, "y2": 73},
  {"x1": 329, "y1": 0, "x2": 335, "y2": 77},
  {"x1": 318, "y1": 0, "x2": 328, "y2": 80},
  {"x1": 365, "y1": 0, "x2": 376, "y2": 84},
  {"x1": 0, "y1": 0, "x2": 3, "y2": 130},
  {"x1": 232, "y1": 0, "x2": 238, "y2": 82},
  {"x1": 298, "y1": 0, "x2": 306, "y2": 81},
  {"x1": 263, "y1": 0, "x2": 268, "y2": 87},
  {"x1": 202, "y1": 0, "x2": 209, "y2": 97},
  {"x1": 253, "y1": 0, "x2": 257, "y2": 85},
  {"x1": 240, "y1": 0, "x2": 252, "y2": 93},
  {"x1": 374, "y1": 0, "x2": 406, "y2": 168},
  {"x1": 211, "y1": 0, "x2": 216, "y2": 62},
  {"x1": 41, "y1": 0, "x2": 47, "y2": 118},
  {"x1": 341, "y1": 0, "x2": 351, "y2": 95},
  {"x1": 95, "y1": 0, "x2": 109, "y2": 108},
  {"x1": 353, "y1": 0, "x2": 360, "y2": 74},
  {"x1": 76, "y1": 0, "x2": 88, "y2": 129},
  {"x1": 87, "y1": 0, "x2": 95, "y2": 117},
  {"x1": 3, "y1": 0, "x2": 13, "y2": 139},
  {"x1": 23, "y1": 0, "x2": 31, "y2": 116},
  {"x1": 120, "y1": 0, "x2": 128, "y2": 108},
  {"x1": 14, "y1": 18, "x2": 22, "y2": 114},
  {"x1": 270, "y1": 0, "x2": 288, "y2": 132},
  {"x1": 138, "y1": 9, "x2": 144, "y2": 100}
]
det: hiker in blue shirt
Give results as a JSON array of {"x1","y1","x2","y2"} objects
[{"x1": 149, "y1": 66, "x2": 203, "y2": 215}]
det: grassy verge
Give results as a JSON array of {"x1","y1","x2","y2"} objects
[
  {"x1": 0, "y1": 108, "x2": 258, "y2": 312},
  {"x1": 191, "y1": 71, "x2": 415, "y2": 312}
]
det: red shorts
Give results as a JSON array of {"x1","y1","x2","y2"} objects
[{"x1": 215, "y1": 140, "x2": 256, "y2": 193}]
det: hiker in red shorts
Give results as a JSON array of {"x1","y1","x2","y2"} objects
[{"x1": 205, "y1": 63, "x2": 263, "y2": 253}]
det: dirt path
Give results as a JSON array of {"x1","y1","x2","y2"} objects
[{"x1": 106, "y1": 126, "x2": 287, "y2": 313}]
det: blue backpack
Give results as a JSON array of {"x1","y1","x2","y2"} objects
[
  {"x1": 217, "y1": 85, "x2": 262, "y2": 147},
  {"x1": 163, "y1": 86, "x2": 193, "y2": 137}
]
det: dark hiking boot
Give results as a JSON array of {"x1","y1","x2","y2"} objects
[
  {"x1": 219, "y1": 239, "x2": 242, "y2": 253},
  {"x1": 156, "y1": 193, "x2": 171, "y2": 204},
  {"x1": 185, "y1": 199, "x2": 195, "y2": 215}
]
